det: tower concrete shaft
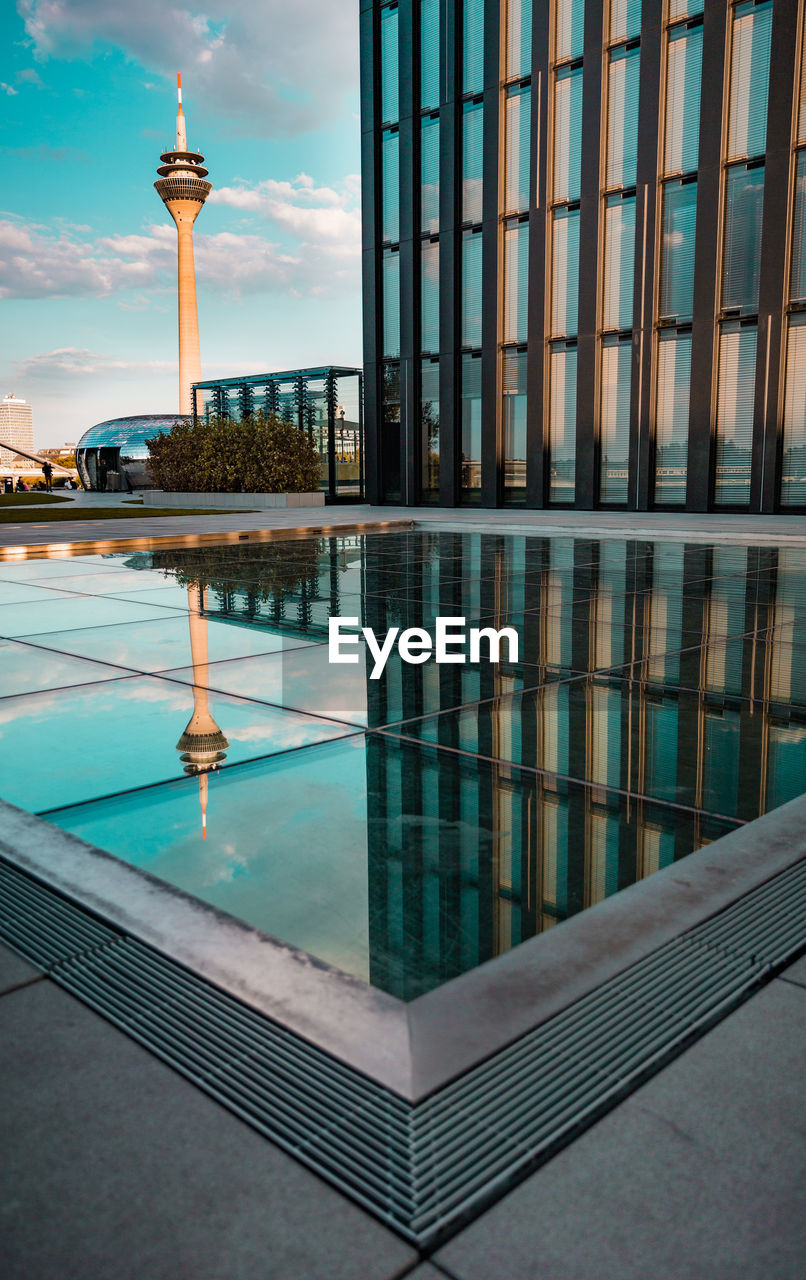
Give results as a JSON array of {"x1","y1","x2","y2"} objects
[{"x1": 154, "y1": 75, "x2": 212, "y2": 415}]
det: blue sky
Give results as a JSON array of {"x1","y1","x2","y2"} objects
[{"x1": 0, "y1": 1, "x2": 362, "y2": 446}]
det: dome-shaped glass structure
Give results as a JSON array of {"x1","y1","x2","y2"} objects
[{"x1": 76, "y1": 414, "x2": 190, "y2": 491}]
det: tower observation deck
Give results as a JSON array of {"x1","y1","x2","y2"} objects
[{"x1": 155, "y1": 75, "x2": 211, "y2": 415}]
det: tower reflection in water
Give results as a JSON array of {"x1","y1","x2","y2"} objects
[
  {"x1": 146, "y1": 534, "x2": 805, "y2": 999},
  {"x1": 176, "y1": 583, "x2": 229, "y2": 839}
]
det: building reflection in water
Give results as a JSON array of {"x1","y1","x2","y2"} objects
[
  {"x1": 175, "y1": 582, "x2": 229, "y2": 838},
  {"x1": 144, "y1": 534, "x2": 805, "y2": 998}
]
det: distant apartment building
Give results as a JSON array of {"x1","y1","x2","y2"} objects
[
  {"x1": 360, "y1": 0, "x2": 806, "y2": 512},
  {"x1": 0, "y1": 394, "x2": 34, "y2": 468}
]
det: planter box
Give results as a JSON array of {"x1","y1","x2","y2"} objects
[{"x1": 143, "y1": 491, "x2": 325, "y2": 509}]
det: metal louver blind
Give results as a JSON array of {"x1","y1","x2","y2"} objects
[
  {"x1": 462, "y1": 100, "x2": 484, "y2": 223},
  {"x1": 420, "y1": 239, "x2": 440, "y2": 353},
  {"x1": 664, "y1": 22, "x2": 702, "y2": 176},
  {"x1": 669, "y1": 0, "x2": 703, "y2": 17},
  {"x1": 800, "y1": 21, "x2": 806, "y2": 144},
  {"x1": 420, "y1": 0, "x2": 440, "y2": 110},
  {"x1": 382, "y1": 130, "x2": 400, "y2": 243},
  {"x1": 421, "y1": 116, "x2": 440, "y2": 234},
  {"x1": 505, "y1": 85, "x2": 531, "y2": 213},
  {"x1": 599, "y1": 336, "x2": 632, "y2": 504},
  {"x1": 714, "y1": 320, "x2": 757, "y2": 506},
  {"x1": 727, "y1": 0, "x2": 772, "y2": 160},
  {"x1": 660, "y1": 179, "x2": 696, "y2": 322},
  {"x1": 502, "y1": 348, "x2": 527, "y2": 491},
  {"x1": 463, "y1": 0, "x2": 485, "y2": 95},
  {"x1": 505, "y1": 0, "x2": 532, "y2": 81},
  {"x1": 654, "y1": 329, "x2": 691, "y2": 506},
  {"x1": 555, "y1": 0, "x2": 585, "y2": 62},
  {"x1": 503, "y1": 221, "x2": 529, "y2": 343},
  {"x1": 382, "y1": 248, "x2": 401, "y2": 358},
  {"x1": 462, "y1": 230, "x2": 483, "y2": 347},
  {"x1": 553, "y1": 65, "x2": 583, "y2": 202},
  {"x1": 791, "y1": 150, "x2": 806, "y2": 304},
  {"x1": 781, "y1": 315, "x2": 806, "y2": 508},
  {"x1": 603, "y1": 194, "x2": 636, "y2": 331},
  {"x1": 609, "y1": 0, "x2": 642, "y2": 44},
  {"x1": 607, "y1": 45, "x2": 640, "y2": 189},
  {"x1": 722, "y1": 163, "x2": 764, "y2": 312},
  {"x1": 380, "y1": 5, "x2": 399, "y2": 125},
  {"x1": 551, "y1": 207, "x2": 580, "y2": 335}
]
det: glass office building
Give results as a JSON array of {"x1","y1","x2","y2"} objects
[{"x1": 360, "y1": 0, "x2": 806, "y2": 512}]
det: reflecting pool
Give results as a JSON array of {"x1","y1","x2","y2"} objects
[{"x1": 1, "y1": 531, "x2": 804, "y2": 998}]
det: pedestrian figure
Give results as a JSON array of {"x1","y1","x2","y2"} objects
[{"x1": 42, "y1": 462, "x2": 53, "y2": 492}]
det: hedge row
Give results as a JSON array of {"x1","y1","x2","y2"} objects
[{"x1": 146, "y1": 413, "x2": 323, "y2": 493}]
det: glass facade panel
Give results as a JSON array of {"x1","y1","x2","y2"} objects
[
  {"x1": 463, "y1": 0, "x2": 485, "y2": 95},
  {"x1": 654, "y1": 329, "x2": 691, "y2": 506},
  {"x1": 381, "y1": 129, "x2": 399, "y2": 243},
  {"x1": 421, "y1": 0, "x2": 440, "y2": 110},
  {"x1": 421, "y1": 115, "x2": 440, "y2": 234},
  {"x1": 722, "y1": 163, "x2": 764, "y2": 312},
  {"x1": 462, "y1": 229, "x2": 483, "y2": 347},
  {"x1": 421, "y1": 358, "x2": 440, "y2": 500},
  {"x1": 421, "y1": 239, "x2": 440, "y2": 353},
  {"x1": 551, "y1": 206, "x2": 580, "y2": 335},
  {"x1": 609, "y1": 0, "x2": 641, "y2": 45},
  {"x1": 781, "y1": 315, "x2": 806, "y2": 507},
  {"x1": 660, "y1": 179, "x2": 697, "y2": 322},
  {"x1": 462, "y1": 100, "x2": 484, "y2": 224},
  {"x1": 791, "y1": 150, "x2": 806, "y2": 304},
  {"x1": 664, "y1": 20, "x2": 702, "y2": 176},
  {"x1": 461, "y1": 353, "x2": 482, "y2": 500},
  {"x1": 555, "y1": 0, "x2": 585, "y2": 62},
  {"x1": 503, "y1": 348, "x2": 527, "y2": 500},
  {"x1": 668, "y1": 0, "x2": 703, "y2": 18},
  {"x1": 553, "y1": 65, "x2": 583, "y2": 202},
  {"x1": 548, "y1": 342, "x2": 577, "y2": 502},
  {"x1": 382, "y1": 362, "x2": 401, "y2": 501},
  {"x1": 715, "y1": 321, "x2": 757, "y2": 506},
  {"x1": 599, "y1": 335, "x2": 631, "y2": 504},
  {"x1": 727, "y1": 0, "x2": 772, "y2": 160},
  {"x1": 800, "y1": 16, "x2": 806, "y2": 144},
  {"x1": 505, "y1": 0, "x2": 532, "y2": 80},
  {"x1": 503, "y1": 221, "x2": 529, "y2": 343},
  {"x1": 602, "y1": 194, "x2": 636, "y2": 331},
  {"x1": 380, "y1": 4, "x2": 399, "y2": 125},
  {"x1": 607, "y1": 45, "x2": 640, "y2": 190},
  {"x1": 382, "y1": 248, "x2": 401, "y2": 358},
  {"x1": 504, "y1": 84, "x2": 531, "y2": 213}
]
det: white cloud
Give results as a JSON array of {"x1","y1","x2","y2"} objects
[
  {"x1": 209, "y1": 172, "x2": 361, "y2": 264},
  {"x1": 15, "y1": 348, "x2": 175, "y2": 378},
  {"x1": 1, "y1": 82, "x2": 18, "y2": 95},
  {"x1": 17, "y1": 0, "x2": 359, "y2": 137}
]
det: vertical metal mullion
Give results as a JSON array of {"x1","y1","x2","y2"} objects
[
  {"x1": 527, "y1": 8, "x2": 550, "y2": 507},
  {"x1": 399, "y1": 0, "x2": 418, "y2": 505},
  {"x1": 360, "y1": 1, "x2": 380, "y2": 503},
  {"x1": 686, "y1": 0, "x2": 728, "y2": 513},
  {"x1": 481, "y1": 0, "x2": 502, "y2": 508},
  {"x1": 440, "y1": 0, "x2": 459, "y2": 507},
  {"x1": 575, "y1": 0, "x2": 605, "y2": 510}
]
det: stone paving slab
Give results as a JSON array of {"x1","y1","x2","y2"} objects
[
  {"x1": 0, "y1": 941, "x2": 42, "y2": 995},
  {"x1": 436, "y1": 977, "x2": 806, "y2": 1280},
  {"x1": 0, "y1": 980, "x2": 417, "y2": 1280}
]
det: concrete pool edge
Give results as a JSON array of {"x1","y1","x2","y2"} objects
[{"x1": 1, "y1": 792, "x2": 805, "y2": 1102}]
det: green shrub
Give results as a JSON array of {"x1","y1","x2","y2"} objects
[{"x1": 146, "y1": 412, "x2": 323, "y2": 493}]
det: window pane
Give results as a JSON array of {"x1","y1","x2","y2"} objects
[
  {"x1": 462, "y1": 229, "x2": 483, "y2": 347},
  {"x1": 715, "y1": 322, "x2": 756, "y2": 506},
  {"x1": 382, "y1": 130, "x2": 399, "y2": 243},
  {"x1": 503, "y1": 221, "x2": 529, "y2": 343},
  {"x1": 461, "y1": 353, "x2": 482, "y2": 500},
  {"x1": 548, "y1": 343, "x2": 577, "y2": 502},
  {"x1": 551, "y1": 207, "x2": 580, "y2": 335},
  {"x1": 505, "y1": 0, "x2": 532, "y2": 80},
  {"x1": 669, "y1": 0, "x2": 703, "y2": 17},
  {"x1": 781, "y1": 315, "x2": 806, "y2": 508},
  {"x1": 504, "y1": 84, "x2": 531, "y2": 213},
  {"x1": 421, "y1": 0, "x2": 440, "y2": 110},
  {"x1": 462, "y1": 100, "x2": 484, "y2": 223},
  {"x1": 553, "y1": 65, "x2": 583, "y2": 202},
  {"x1": 599, "y1": 335, "x2": 631, "y2": 504},
  {"x1": 555, "y1": 0, "x2": 584, "y2": 62},
  {"x1": 380, "y1": 5, "x2": 399, "y2": 125},
  {"x1": 800, "y1": 17, "x2": 806, "y2": 144},
  {"x1": 463, "y1": 0, "x2": 485, "y2": 95},
  {"x1": 607, "y1": 45, "x2": 640, "y2": 190},
  {"x1": 603, "y1": 193, "x2": 635, "y2": 330},
  {"x1": 503, "y1": 348, "x2": 527, "y2": 499},
  {"x1": 660, "y1": 179, "x2": 696, "y2": 323},
  {"x1": 654, "y1": 329, "x2": 690, "y2": 506},
  {"x1": 382, "y1": 248, "x2": 400, "y2": 358},
  {"x1": 421, "y1": 239, "x2": 440, "y2": 353},
  {"x1": 382, "y1": 362, "x2": 401, "y2": 501},
  {"x1": 421, "y1": 115, "x2": 440, "y2": 234},
  {"x1": 791, "y1": 150, "x2": 806, "y2": 304},
  {"x1": 727, "y1": 0, "x2": 772, "y2": 160},
  {"x1": 609, "y1": 0, "x2": 641, "y2": 44},
  {"x1": 664, "y1": 21, "x2": 702, "y2": 175},
  {"x1": 421, "y1": 358, "x2": 440, "y2": 499},
  {"x1": 722, "y1": 163, "x2": 764, "y2": 312}
]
